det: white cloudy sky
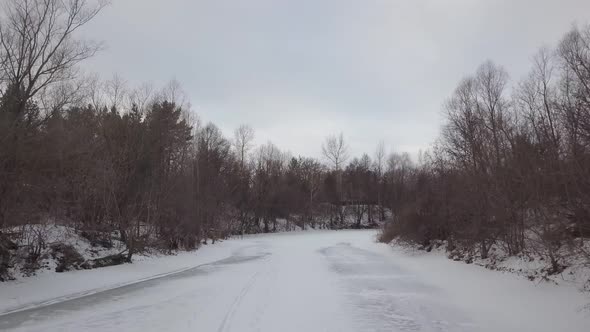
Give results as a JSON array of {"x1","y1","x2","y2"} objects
[{"x1": 80, "y1": 0, "x2": 590, "y2": 159}]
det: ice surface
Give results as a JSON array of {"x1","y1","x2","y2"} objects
[{"x1": 1, "y1": 230, "x2": 588, "y2": 332}]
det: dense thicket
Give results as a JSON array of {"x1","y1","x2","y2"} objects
[{"x1": 381, "y1": 25, "x2": 590, "y2": 271}]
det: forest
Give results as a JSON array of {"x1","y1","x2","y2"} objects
[
  {"x1": 0, "y1": 0, "x2": 406, "y2": 279},
  {"x1": 0, "y1": 0, "x2": 589, "y2": 280},
  {"x1": 381, "y1": 27, "x2": 590, "y2": 273}
]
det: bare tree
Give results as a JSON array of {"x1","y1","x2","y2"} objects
[
  {"x1": 516, "y1": 47, "x2": 560, "y2": 156},
  {"x1": 374, "y1": 141, "x2": 385, "y2": 175},
  {"x1": 87, "y1": 73, "x2": 105, "y2": 110},
  {"x1": 374, "y1": 141, "x2": 386, "y2": 221},
  {"x1": 128, "y1": 82, "x2": 154, "y2": 113},
  {"x1": 300, "y1": 158, "x2": 324, "y2": 228},
  {"x1": 0, "y1": 0, "x2": 109, "y2": 106},
  {"x1": 0, "y1": 0, "x2": 107, "y2": 230},
  {"x1": 322, "y1": 133, "x2": 349, "y2": 225},
  {"x1": 475, "y1": 60, "x2": 510, "y2": 168},
  {"x1": 158, "y1": 79, "x2": 187, "y2": 106},
  {"x1": 558, "y1": 25, "x2": 590, "y2": 103},
  {"x1": 106, "y1": 74, "x2": 127, "y2": 110},
  {"x1": 233, "y1": 124, "x2": 255, "y2": 170},
  {"x1": 39, "y1": 74, "x2": 89, "y2": 112},
  {"x1": 322, "y1": 133, "x2": 349, "y2": 171}
]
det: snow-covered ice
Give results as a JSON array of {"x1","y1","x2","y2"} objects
[{"x1": 1, "y1": 230, "x2": 589, "y2": 332}]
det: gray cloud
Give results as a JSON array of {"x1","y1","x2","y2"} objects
[{"x1": 79, "y1": 0, "x2": 590, "y2": 159}]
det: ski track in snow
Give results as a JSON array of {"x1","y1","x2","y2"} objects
[{"x1": 0, "y1": 230, "x2": 589, "y2": 332}]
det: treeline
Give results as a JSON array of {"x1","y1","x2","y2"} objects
[
  {"x1": 0, "y1": 0, "x2": 405, "y2": 271},
  {"x1": 0, "y1": 82, "x2": 407, "y2": 256},
  {"x1": 5, "y1": 0, "x2": 587, "y2": 277},
  {"x1": 381, "y1": 24, "x2": 590, "y2": 272}
]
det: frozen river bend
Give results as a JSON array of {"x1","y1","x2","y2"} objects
[{"x1": 1, "y1": 230, "x2": 589, "y2": 332}]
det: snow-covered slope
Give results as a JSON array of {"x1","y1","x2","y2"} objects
[
  {"x1": 2, "y1": 224, "x2": 129, "y2": 280},
  {"x1": 0, "y1": 236, "x2": 244, "y2": 314},
  {"x1": 390, "y1": 238, "x2": 590, "y2": 293}
]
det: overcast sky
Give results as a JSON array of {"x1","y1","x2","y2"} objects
[{"x1": 80, "y1": 0, "x2": 590, "y2": 160}]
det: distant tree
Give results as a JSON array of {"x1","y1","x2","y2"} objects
[
  {"x1": 322, "y1": 133, "x2": 349, "y2": 171},
  {"x1": 374, "y1": 141, "x2": 386, "y2": 221},
  {"x1": 233, "y1": 124, "x2": 255, "y2": 170},
  {"x1": 322, "y1": 133, "x2": 349, "y2": 226}
]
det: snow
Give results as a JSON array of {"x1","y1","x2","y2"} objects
[
  {"x1": 1, "y1": 230, "x2": 589, "y2": 332},
  {"x1": 0, "y1": 237, "x2": 244, "y2": 314},
  {"x1": 375, "y1": 240, "x2": 590, "y2": 332},
  {"x1": 3, "y1": 224, "x2": 128, "y2": 279},
  {"x1": 395, "y1": 237, "x2": 590, "y2": 293}
]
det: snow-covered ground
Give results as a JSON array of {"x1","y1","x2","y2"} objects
[
  {"x1": 0, "y1": 237, "x2": 244, "y2": 314},
  {"x1": 2, "y1": 224, "x2": 130, "y2": 280},
  {"x1": 1, "y1": 230, "x2": 589, "y2": 332},
  {"x1": 389, "y1": 237, "x2": 590, "y2": 294}
]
